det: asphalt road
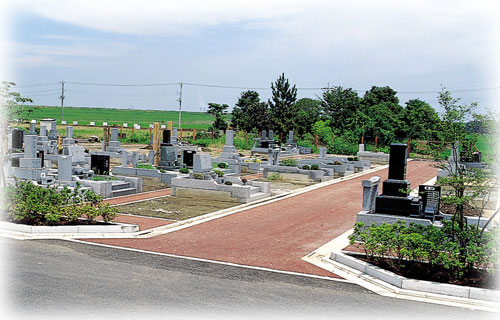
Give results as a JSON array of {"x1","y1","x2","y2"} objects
[{"x1": 0, "y1": 238, "x2": 494, "y2": 320}]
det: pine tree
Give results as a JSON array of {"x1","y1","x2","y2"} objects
[{"x1": 268, "y1": 73, "x2": 297, "y2": 140}]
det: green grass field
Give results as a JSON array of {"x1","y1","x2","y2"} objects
[{"x1": 20, "y1": 105, "x2": 228, "y2": 130}]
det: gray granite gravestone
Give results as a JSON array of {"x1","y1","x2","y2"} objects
[
  {"x1": 319, "y1": 147, "x2": 327, "y2": 159},
  {"x1": 193, "y1": 154, "x2": 212, "y2": 173},
  {"x1": 58, "y1": 155, "x2": 73, "y2": 181},
  {"x1": 362, "y1": 176, "x2": 381, "y2": 213}
]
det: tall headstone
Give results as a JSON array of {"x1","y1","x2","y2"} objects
[
  {"x1": 162, "y1": 129, "x2": 171, "y2": 144},
  {"x1": 149, "y1": 150, "x2": 155, "y2": 164},
  {"x1": 28, "y1": 122, "x2": 36, "y2": 135},
  {"x1": 58, "y1": 155, "x2": 73, "y2": 181},
  {"x1": 63, "y1": 126, "x2": 75, "y2": 145},
  {"x1": 222, "y1": 130, "x2": 237, "y2": 154},
  {"x1": 172, "y1": 127, "x2": 178, "y2": 144},
  {"x1": 111, "y1": 128, "x2": 119, "y2": 141},
  {"x1": 132, "y1": 151, "x2": 139, "y2": 167},
  {"x1": 261, "y1": 130, "x2": 267, "y2": 140},
  {"x1": 359, "y1": 144, "x2": 365, "y2": 152},
  {"x1": 268, "y1": 130, "x2": 274, "y2": 141},
  {"x1": 11, "y1": 129, "x2": 24, "y2": 149},
  {"x1": 40, "y1": 126, "x2": 47, "y2": 137},
  {"x1": 122, "y1": 151, "x2": 129, "y2": 166},
  {"x1": 388, "y1": 143, "x2": 408, "y2": 180},
  {"x1": 24, "y1": 135, "x2": 37, "y2": 158},
  {"x1": 287, "y1": 131, "x2": 294, "y2": 144}
]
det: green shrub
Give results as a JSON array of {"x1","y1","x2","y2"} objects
[
  {"x1": 310, "y1": 164, "x2": 320, "y2": 170},
  {"x1": 333, "y1": 161, "x2": 342, "y2": 165},
  {"x1": 92, "y1": 175, "x2": 117, "y2": 181},
  {"x1": 301, "y1": 165, "x2": 311, "y2": 170},
  {"x1": 217, "y1": 162, "x2": 229, "y2": 169},
  {"x1": 213, "y1": 169, "x2": 225, "y2": 177},
  {"x1": 193, "y1": 173, "x2": 203, "y2": 179},
  {"x1": 159, "y1": 169, "x2": 166, "y2": 173},
  {"x1": 123, "y1": 132, "x2": 149, "y2": 144},
  {"x1": 267, "y1": 172, "x2": 281, "y2": 181},
  {"x1": 179, "y1": 167, "x2": 189, "y2": 174},
  {"x1": 224, "y1": 181, "x2": 233, "y2": 185},
  {"x1": 347, "y1": 156, "x2": 359, "y2": 161},
  {"x1": 280, "y1": 159, "x2": 297, "y2": 167},
  {"x1": 4, "y1": 181, "x2": 117, "y2": 225},
  {"x1": 349, "y1": 221, "x2": 500, "y2": 282}
]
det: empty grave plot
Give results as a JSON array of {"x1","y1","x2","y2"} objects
[
  {"x1": 254, "y1": 178, "x2": 317, "y2": 195},
  {"x1": 115, "y1": 196, "x2": 238, "y2": 220}
]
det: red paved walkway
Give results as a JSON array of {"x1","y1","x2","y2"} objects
[
  {"x1": 87, "y1": 161, "x2": 437, "y2": 278},
  {"x1": 112, "y1": 214, "x2": 175, "y2": 231},
  {"x1": 104, "y1": 189, "x2": 171, "y2": 205}
]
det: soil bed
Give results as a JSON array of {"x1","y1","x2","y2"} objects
[
  {"x1": 115, "y1": 196, "x2": 238, "y2": 220},
  {"x1": 345, "y1": 251, "x2": 499, "y2": 290},
  {"x1": 254, "y1": 178, "x2": 317, "y2": 195}
]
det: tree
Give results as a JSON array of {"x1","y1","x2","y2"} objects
[
  {"x1": 294, "y1": 98, "x2": 322, "y2": 137},
  {"x1": 231, "y1": 90, "x2": 270, "y2": 133},
  {"x1": 320, "y1": 86, "x2": 362, "y2": 135},
  {"x1": 268, "y1": 73, "x2": 297, "y2": 140},
  {"x1": 207, "y1": 103, "x2": 229, "y2": 136},
  {"x1": 1, "y1": 81, "x2": 35, "y2": 122},
  {"x1": 401, "y1": 99, "x2": 441, "y2": 140},
  {"x1": 362, "y1": 86, "x2": 404, "y2": 143}
]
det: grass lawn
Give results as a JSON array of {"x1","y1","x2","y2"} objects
[{"x1": 19, "y1": 105, "x2": 230, "y2": 130}]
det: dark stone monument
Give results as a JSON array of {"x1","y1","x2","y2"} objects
[
  {"x1": 182, "y1": 150, "x2": 196, "y2": 167},
  {"x1": 12, "y1": 129, "x2": 24, "y2": 149},
  {"x1": 162, "y1": 129, "x2": 171, "y2": 145},
  {"x1": 375, "y1": 143, "x2": 420, "y2": 216},
  {"x1": 91, "y1": 154, "x2": 110, "y2": 175},
  {"x1": 417, "y1": 185, "x2": 441, "y2": 218}
]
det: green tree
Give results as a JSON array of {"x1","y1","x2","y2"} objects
[
  {"x1": 1, "y1": 81, "x2": 35, "y2": 122},
  {"x1": 207, "y1": 103, "x2": 229, "y2": 136},
  {"x1": 294, "y1": 98, "x2": 322, "y2": 137},
  {"x1": 321, "y1": 86, "x2": 362, "y2": 135},
  {"x1": 401, "y1": 99, "x2": 441, "y2": 140},
  {"x1": 231, "y1": 90, "x2": 270, "y2": 133},
  {"x1": 362, "y1": 86, "x2": 404, "y2": 143},
  {"x1": 268, "y1": 73, "x2": 297, "y2": 141}
]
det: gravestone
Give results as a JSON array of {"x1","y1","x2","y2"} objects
[
  {"x1": 172, "y1": 127, "x2": 178, "y2": 144},
  {"x1": 28, "y1": 122, "x2": 36, "y2": 135},
  {"x1": 319, "y1": 147, "x2": 327, "y2": 159},
  {"x1": 58, "y1": 155, "x2": 73, "y2": 181},
  {"x1": 39, "y1": 126, "x2": 47, "y2": 137},
  {"x1": 193, "y1": 154, "x2": 212, "y2": 173},
  {"x1": 63, "y1": 126, "x2": 75, "y2": 145},
  {"x1": 91, "y1": 154, "x2": 110, "y2": 175},
  {"x1": 149, "y1": 150, "x2": 155, "y2": 164},
  {"x1": 123, "y1": 123, "x2": 128, "y2": 128},
  {"x1": 268, "y1": 130, "x2": 274, "y2": 141},
  {"x1": 64, "y1": 145, "x2": 86, "y2": 164},
  {"x1": 222, "y1": 130, "x2": 236, "y2": 153},
  {"x1": 182, "y1": 150, "x2": 196, "y2": 167},
  {"x1": 11, "y1": 129, "x2": 24, "y2": 149},
  {"x1": 122, "y1": 152, "x2": 129, "y2": 166},
  {"x1": 73, "y1": 121, "x2": 78, "y2": 125},
  {"x1": 261, "y1": 130, "x2": 267, "y2": 140},
  {"x1": 359, "y1": 144, "x2": 365, "y2": 152},
  {"x1": 132, "y1": 151, "x2": 139, "y2": 167},
  {"x1": 158, "y1": 145, "x2": 177, "y2": 168},
  {"x1": 106, "y1": 127, "x2": 122, "y2": 152},
  {"x1": 418, "y1": 185, "x2": 441, "y2": 217},
  {"x1": 89, "y1": 122, "x2": 95, "y2": 126},
  {"x1": 362, "y1": 176, "x2": 381, "y2": 213},
  {"x1": 103, "y1": 122, "x2": 108, "y2": 126},
  {"x1": 162, "y1": 129, "x2": 171, "y2": 144},
  {"x1": 61, "y1": 120, "x2": 67, "y2": 125},
  {"x1": 287, "y1": 131, "x2": 294, "y2": 144}
]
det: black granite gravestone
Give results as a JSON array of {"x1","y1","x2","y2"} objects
[
  {"x1": 91, "y1": 154, "x2": 110, "y2": 175},
  {"x1": 163, "y1": 129, "x2": 171, "y2": 144},
  {"x1": 182, "y1": 150, "x2": 196, "y2": 167},
  {"x1": 388, "y1": 143, "x2": 407, "y2": 180},
  {"x1": 418, "y1": 185, "x2": 441, "y2": 216},
  {"x1": 12, "y1": 129, "x2": 24, "y2": 149}
]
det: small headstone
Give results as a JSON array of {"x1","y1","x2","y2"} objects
[
  {"x1": 319, "y1": 147, "x2": 327, "y2": 159},
  {"x1": 160, "y1": 125, "x2": 166, "y2": 129},
  {"x1": 288, "y1": 131, "x2": 294, "y2": 144},
  {"x1": 182, "y1": 150, "x2": 196, "y2": 167},
  {"x1": 103, "y1": 122, "x2": 108, "y2": 126},
  {"x1": 110, "y1": 128, "x2": 119, "y2": 141},
  {"x1": 122, "y1": 152, "x2": 129, "y2": 166},
  {"x1": 30, "y1": 119, "x2": 36, "y2": 123},
  {"x1": 89, "y1": 122, "x2": 95, "y2": 126},
  {"x1": 359, "y1": 144, "x2": 365, "y2": 152},
  {"x1": 268, "y1": 130, "x2": 274, "y2": 140},
  {"x1": 149, "y1": 150, "x2": 155, "y2": 164},
  {"x1": 28, "y1": 122, "x2": 36, "y2": 135},
  {"x1": 261, "y1": 130, "x2": 267, "y2": 140},
  {"x1": 61, "y1": 120, "x2": 67, "y2": 125},
  {"x1": 11, "y1": 129, "x2": 24, "y2": 149},
  {"x1": 362, "y1": 176, "x2": 381, "y2": 213},
  {"x1": 66, "y1": 126, "x2": 73, "y2": 139},
  {"x1": 193, "y1": 154, "x2": 212, "y2": 173},
  {"x1": 132, "y1": 151, "x2": 139, "y2": 167},
  {"x1": 64, "y1": 145, "x2": 86, "y2": 164},
  {"x1": 123, "y1": 123, "x2": 128, "y2": 128},
  {"x1": 225, "y1": 130, "x2": 234, "y2": 146},
  {"x1": 73, "y1": 121, "x2": 78, "y2": 125}
]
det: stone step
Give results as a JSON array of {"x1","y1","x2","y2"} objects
[
  {"x1": 248, "y1": 186, "x2": 260, "y2": 193},
  {"x1": 111, "y1": 181, "x2": 131, "y2": 191},
  {"x1": 249, "y1": 192, "x2": 269, "y2": 202},
  {"x1": 112, "y1": 187, "x2": 137, "y2": 198}
]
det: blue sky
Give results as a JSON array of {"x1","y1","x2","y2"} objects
[{"x1": 2, "y1": 0, "x2": 499, "y2": 114}]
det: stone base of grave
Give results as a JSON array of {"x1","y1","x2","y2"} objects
[{"x1": 357, "y1": 151, "x2": 390, "y2": 164}]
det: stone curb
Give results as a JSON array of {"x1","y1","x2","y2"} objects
[
  {"x1": 0, "y1": 220, "x2": 139, "y2": 234},
  {"x1": 330, "y1": 251, "x2": 499, "y2": 303}
]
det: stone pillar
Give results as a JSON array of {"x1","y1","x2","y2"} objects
[
  {"x1": 132, "y1": 151, "x2": 139, "y2": 167},
  {"x1": 288, "y1": 131, "x2": 294, "y2": 144},
  {"x1": 319, "y1": 147, "x2": 327, "y2": 159},
  {"x1": 359, "y1": 144, "x2": 365, "y2": 152},
  {"x1": 362, "y1": 176, "x2": 381, "y2": 213},
  {"x1": 122, "y1": 152, "x2": 129, "y2": 166},
  {"x1": 272, "y1": 149, "x2": 280, "y2": 165},
  {"x1": 172, "y1": 127, "x2": 178, "y2": 144},
  {"x1": 40, "y1": 126, "x2": 47, "y2": 137},
  {"x1": 58, "y1": 155, "x2": 73, "y2": 181},
  {"x1": 225, "y1": 130, "x2": 234, "y2": 146},
  {"x1": 29, "y1": 122, "x2": 36, "y2": 135},
  {"x1": 268, "y1": 130, "x2": 274, "y2": 141},
  {"x1": 66, "y1": 126, "x2": 73, "y2": 139},
  {"x1": 149, "y1": 150, "x2": 155, "y2": 164},
  {"x1": 261, "y1": 130, "x2": 267, "y2": 140}
]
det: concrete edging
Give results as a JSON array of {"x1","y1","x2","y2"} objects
[
  {"x1": 330, "y1": 251, "x2": 499, "y2": 302},
  {"x1": 0, "y1": 220, "x2": 139, "y2": 234}
]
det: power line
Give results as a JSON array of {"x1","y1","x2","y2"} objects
[
  {"x1": 66, "y1": 81, "x2": 178, "y2": 87},
  {"x1": 13, "y1": 82, "x2": 60, "y2": 88},
  {"x1": 19, "y1": 89, "x2": 60, "y2": 94}
]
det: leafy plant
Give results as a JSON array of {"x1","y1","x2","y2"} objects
[
  {"x1": 280, "y1": 159, "x2": 297, "y2": 167},
  {"x1": 213, "y1": 169, "x2": 225, "y2": 177},
  {"x1": 310, "y1": 164, "x2": 320, "y2": 170},
  {"x1": 301, "y1": 165, "x2": 311, "y2": 170},
  {"x1": 267, "y1": 172, "x2": 281, "y2": 181},
  {"x1": 179, "y1": 167, "x2": 190, "y2": 174},
  {"x1": 193, "y1": 173, "x2": 204, "y2": 180},
  {"x1": 217, "y1": 162, "x2": 229, "y2": 169},
  {"x1": 135, "y1": 163, "x2": 156, "y2": 170}
]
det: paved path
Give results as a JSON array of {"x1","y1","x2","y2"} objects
[
  {"x1": 104, "y1": 189, "x2": 171, "y2": 205},
  {"x1": 87, "y1": 161, "x2": 438, "y2": 278}
]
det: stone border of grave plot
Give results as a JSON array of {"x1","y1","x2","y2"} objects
[
  {"x1": 0, "y1": 220, "x2": 139, "y2": 234},
  {"x1": 329, "y1": 250, "x2": 499, "y2": 302}
]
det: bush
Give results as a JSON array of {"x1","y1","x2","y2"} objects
[
  {"x1": 349, "y1": 221, "x2": 500, "y2": 282},
  {"x1": 213, "y1": 169, "x2": 225, "y2": 177},
  {"x1": 301, "y1": 165, "x2": 311, "y2": 170},
  {"x1": 4, "y1": 181, "x2": 118, "y2": 225},
  {"x1": 124, "y1": 132, "x2": 149, "y2": 144},
  {"x1": 92, "y1": 175, "x2": 117, "y2": 181},
  {"x1": 267, "y1": 172, "x2": 281, "y2": 181},
  {"x1": 310, "y1": 164, "x2": 320, "y2": 170},
  {"x1": 217, "y1": 162, "x2": 229, "y2": 169},
  {"x1": 280, "y1": 159, "x2": 297, "y2": 166},
  {"x1": 193, "y1": 173, "x2": 204, "y2": 180},
  {"x1": 224, "y1": 181, "x2": 233, "y2": 185},
  {"x1": 347, "y1": 156, "x2": 359, "y2": 161},
  {"x1": 179, "y1": 167, "x2": 189, "y2": 174}
]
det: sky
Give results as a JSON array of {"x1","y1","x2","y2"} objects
[{"x1": 1, "y1": 0, "x2": 499, "y2": 114}]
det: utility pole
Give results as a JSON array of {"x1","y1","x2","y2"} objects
[
  {"x1": 60, "y1": 80, "x2": 65, "y2": 122},
  {"x1": 177, "y1": 81, "x2": 183, "y2": 130}
]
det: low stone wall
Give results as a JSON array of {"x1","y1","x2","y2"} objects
[
  {"x1": 112, "y1": 165, "x2": 180, "y2": 186},
  {"x1": 357, "y1": 151, "x2": 389, "y2": 164},
  {"x1": 263, "y1": 165, "x2": 333, "y2": 182}
]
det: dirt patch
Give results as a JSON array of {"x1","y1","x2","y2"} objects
[{"x1": 115, "y1": 196, "x2": 238, "y2": 220}]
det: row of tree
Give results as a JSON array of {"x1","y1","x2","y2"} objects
[{"x1": 207, "y1": 73, "x2": 481, "y2": 147}]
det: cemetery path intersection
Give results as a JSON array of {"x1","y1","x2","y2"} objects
[{"x1": 83, "y1": 160, "x2": 438, "y2": 280}]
